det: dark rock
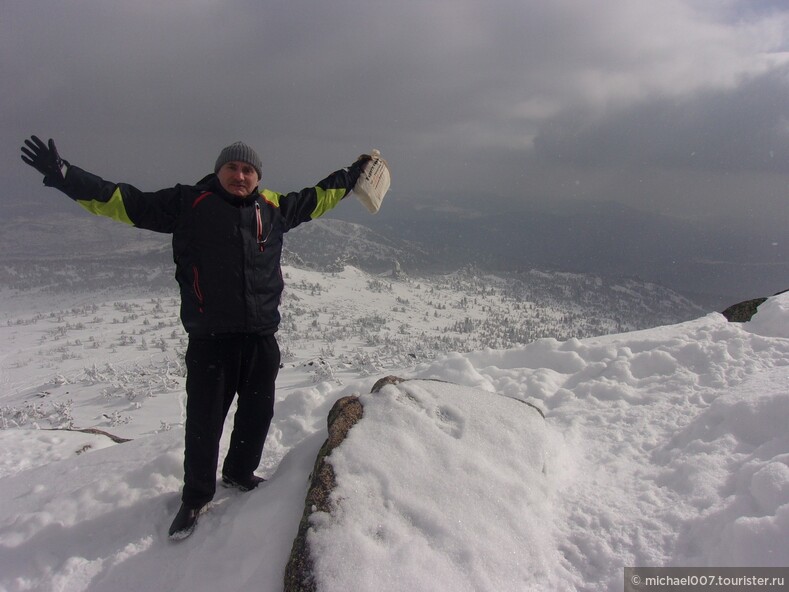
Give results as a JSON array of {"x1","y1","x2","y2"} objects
[
  {"x1": 721, "y1": 289, "x2": 787, "y2": 322},
  {"x1": 284, "y1": 395, "x2": 364, "y2": 592},
  {"x1": 721, "y1": 298, "x2": 767, "y2": 322},
  {"x1": 370, "y1": 375, "x2": 406, "y2": 393}
]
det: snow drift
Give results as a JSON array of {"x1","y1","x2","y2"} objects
[{"x1": 1, "y1": 291, "x2": 788, "y2": 591}]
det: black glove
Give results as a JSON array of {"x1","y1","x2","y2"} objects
[{"x1": 21, "y1": 135, "x2": 68, "y2": 186}]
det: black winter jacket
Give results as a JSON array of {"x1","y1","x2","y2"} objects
[{"x1": 55, "y1": 162, "x2": 365, "y2": 335}]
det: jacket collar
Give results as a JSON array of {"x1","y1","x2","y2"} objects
[{"x1": 198, "y1": 174, "x2": 259, "y2": 206}]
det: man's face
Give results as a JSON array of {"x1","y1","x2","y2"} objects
[{"x1": 217, "y1": 161, "x2": 260, "y2": 197}]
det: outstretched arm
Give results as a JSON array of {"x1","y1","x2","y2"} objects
[
  {"x1": 21, "y1": 135, "x2": 179, "y2": 234},
  {"x1": 264, "y1": 155, "x2": 372, "y2": 231}
]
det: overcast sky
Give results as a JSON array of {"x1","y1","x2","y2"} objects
[{"x1": 2, "y1": 0, "x2": 788, "y2": 238}]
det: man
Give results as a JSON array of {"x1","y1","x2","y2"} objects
[{"x1": 20, "y1": 136, "x2": 373, "y2": 539}]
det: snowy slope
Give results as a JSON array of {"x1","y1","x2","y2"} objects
[{"x1": 0, "y1": 278, "x2": 787, "y2": 591}]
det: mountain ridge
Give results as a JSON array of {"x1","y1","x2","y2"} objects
[{"x1": 0, "y1": 209, "x2": 710, "y2": 324}]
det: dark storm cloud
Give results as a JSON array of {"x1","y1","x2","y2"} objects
[
  {"x1": 533, "y1": 69, "x2": 789, "y2": 174},
  {"x1": 1, "y1": 0, "x2": 788, "y2": 224}
]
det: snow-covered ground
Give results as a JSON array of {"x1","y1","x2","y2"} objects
[{"x1": 0, "y1": 268, "x2": 787, "y2": 591}]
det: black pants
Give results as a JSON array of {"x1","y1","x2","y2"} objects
[{"x1": 182, "y1": 333, "x2": 280, "y2": 508}]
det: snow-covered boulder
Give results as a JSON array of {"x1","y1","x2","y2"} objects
[
  {"x1": 722, "y1": 288, "x2": 788, "y2": 322},
  {"x1": 285, "y1": 377, "x2": 547, "y2": 592}
]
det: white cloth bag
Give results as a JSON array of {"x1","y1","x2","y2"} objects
[{"x1": 353, "y1": 149, "x2": 390, "y2": 214}]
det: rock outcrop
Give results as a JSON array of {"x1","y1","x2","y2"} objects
[
  {"x1": 283, "y1": 375, "x2": 547, "y2": 591},
  {"x1": 284, "y1": 393, "x2": 366, "y2": 592},
  {"x1": 284, "y1": 376, "x2": 409, "y2": 591},
  {"x1": 722, "y1": 289, "x2": 788, "y2": 322}
]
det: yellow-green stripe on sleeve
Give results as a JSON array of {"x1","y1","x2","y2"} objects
[
  {"x1": 311, "y1": 187, "x2": 346, "y2": 219},
  {"x1": 75, "y1": 187, "x2": 134, "y2": 225}
]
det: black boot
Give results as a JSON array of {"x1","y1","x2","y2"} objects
[
  {"x1": 221, "y1": 473, "x2": 266, "y2": 492},
  {"x1": 168, "y1": 503, "x2": 204, "y2": 541}
]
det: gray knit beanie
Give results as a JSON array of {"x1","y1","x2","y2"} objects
[{"x1": 214, "y1": 142, "x2": 262, "y2": 178}]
